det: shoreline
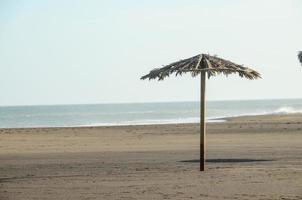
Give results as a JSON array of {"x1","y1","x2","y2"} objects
[
  {"x1": 1, "y1": 113, "x2": 302, "y2": 130},
  {"x1": 1, "y1": 114, "x2": 302, "y2": 155}
]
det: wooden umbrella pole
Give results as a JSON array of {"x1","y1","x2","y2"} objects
[{"x1": 200, "y1": 72, "x2": 206, "y2": 171}]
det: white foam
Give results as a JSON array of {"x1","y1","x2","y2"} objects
[
  {"x1": 270, "y1": 106, "x2": 302, "y2": 115},
  {"x1": 76, "y1": 117, "x2": 225, "y2": 127}
]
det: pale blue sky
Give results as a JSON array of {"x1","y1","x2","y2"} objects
[{"x1": 0, "y1": 0, "x2": 301, "y2": 106}]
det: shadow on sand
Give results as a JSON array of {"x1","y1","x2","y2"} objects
[{"x1": 180, "y1": 158, "x2": 274, "y2": 163}]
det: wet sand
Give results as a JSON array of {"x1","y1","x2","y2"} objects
[{"x1": 1, "y1": 114, "x2": 302, "y2": 200}]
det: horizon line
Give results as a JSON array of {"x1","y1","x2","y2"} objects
[{"x1": 1, "y1": 97, "x2": 302, "y2": 107}]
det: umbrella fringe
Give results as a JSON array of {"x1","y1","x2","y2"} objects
[{"x1": 141, "y1": 54, "x2": 261, "y2": 80}]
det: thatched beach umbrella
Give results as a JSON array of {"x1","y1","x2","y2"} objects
[
  {"x1": 298, "y1": 51, "x2": 302, "y2": 65},
  {"x1": 141, "y1": 53, "x2": 261, "y2": 171}
]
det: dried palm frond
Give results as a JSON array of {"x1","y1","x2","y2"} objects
[
  {"x1": 298, "y1": 51, "x2": 302, "y2": 65},
  {"x1": 141, "y1": 54, "x2": 261, "y2": 81}
]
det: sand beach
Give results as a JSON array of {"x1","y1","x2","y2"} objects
[{"x1": 0, "y1": 114, "x2": 302, "y2": 200}]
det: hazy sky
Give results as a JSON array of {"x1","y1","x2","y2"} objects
[{"x1": 0, "y1": 0, "x2": 301, "y2": 106}]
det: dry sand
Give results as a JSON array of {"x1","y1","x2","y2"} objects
[{"x1": 1, "y1": 114, "x2": 302, "y2": 200}]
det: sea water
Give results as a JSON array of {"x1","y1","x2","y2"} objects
[{"x1": 0, "y1": 99, "x2": 302, "y2": 128}]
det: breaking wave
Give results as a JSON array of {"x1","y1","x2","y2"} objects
[{"x1": 270, "y1": 106, "x2": 302, "y2": 115}]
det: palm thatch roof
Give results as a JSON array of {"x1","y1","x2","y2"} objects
[
  {"x1": 298, "y1": 51, "x2": 302, "y2": 65},
  {"x1": 141, "y1": 54, "x2": 261, "y2": 80}
]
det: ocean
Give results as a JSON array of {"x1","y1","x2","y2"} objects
[{"x1": 0, "y1": 99, "x2": 302, "y2": 129}]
